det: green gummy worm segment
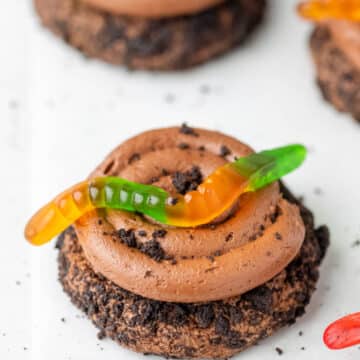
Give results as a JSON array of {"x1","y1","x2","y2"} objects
[
  {"x1": 230, "y1": 144, "x2": 307, "y2": 192},
  {"x1": 88, "y1": 177, "x2": 169, "y2": 223}
]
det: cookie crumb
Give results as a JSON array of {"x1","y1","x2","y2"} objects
[
  {"x1": 117, "y1": 229, "x2": 137, "y2": 248},
  {"x1": 178, "y1": 142, "x2": 190, "y2": 150},
  {"x1": 220, "y1": 145, "x2": 231, "y2": 158},
  {"x1": 61, "y1": 317, "x2": 66, "y2": 323},
  {"x1": 275, "y1": 347, "x2": 283, "y2": 355},
  {"x1": 180, "y1": 123, "x2": 199, "y2": 137},
  {"x1": 97, "y1": 330, "x2": 106, "y2": 340},
  {"x1": 172, "y1": 166, "x2": 203, "y2": 195},
  {"x1": 140, "y1": 240, "x2": 165, "y2": 262},
  {"x1": 225, "y1": 232, "x2": 234, "y2": 242},
  {"x1": 215, "y1": 316, "x2": 230, "y2": 336}
]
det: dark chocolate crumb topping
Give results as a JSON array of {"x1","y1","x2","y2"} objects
[
  {"x1": 215, "y1": 315, "x2": 230, "y2": 336},
  {"x1": 117, "y1": 229, "x2": 137, "y2": 248},
  {"x1": 242, "y1": 286, "x2": 273, "y2": 313},
  {"x1": 225, "y1": 232, "x2": 234, "y2": 242},
  {"x1": 140, "y1": 240, "x2": 165, "y2": 262},
  {"x1": 196, "y1": 305, "x2": 215, "y2": 328},
  {"x1": 97, "y1": 330, "x2": 106, "y2": 340},
  {"x1": 172, "y1": 166, "x2": 203, "y2": 195},
  {"x1": 178, "y1": 142, "x2": 190, "y2": 150},
  {"x1": 116, "y1": 228, "x2": 168, "y2": 262},
  {"x1": 220, "y1": 145, "x2": 232, "y2": 158},
  {"x1": 179, "y1": 123, "x2": 199, "y2": 137}
]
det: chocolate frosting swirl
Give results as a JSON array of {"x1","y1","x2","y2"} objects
[
  {"x1": 82, "y1": 0, "x2": 225, "y2": 18},
  {"x1": 327, "y1": 21, "x2": 360, "y2": 69},
  {"x1": 75, "y1": 127, "x2": 305, "y2": 303}
]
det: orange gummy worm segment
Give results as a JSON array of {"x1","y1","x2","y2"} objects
[
  {"x1": 166, "y1": 165, "x2": 248, "y2": 227},
  {"x1": 25, "y1": 181, "x2": 95, "y2": 246},
  {"x1": 298, "y1": 0, "x2": 360, "y2": 21}
]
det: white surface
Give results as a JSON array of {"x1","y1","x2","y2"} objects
[{"x1": 1, "y1": 0, "x2": 360, "y2": 359}]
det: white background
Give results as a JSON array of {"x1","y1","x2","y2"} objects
[{"x1": 1, "y1": 0, "x2": 360, "y2": 359}]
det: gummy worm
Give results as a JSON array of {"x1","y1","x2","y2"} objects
[
  {"x1": 25, "y1": 144, "x2": 306, "y2": 246},
  {"x1": 324, "y1": 312, "x2": 360, "y2": 349},
  {"x1": 298, "y1": 0, "x2": 360, "y2": 21}
]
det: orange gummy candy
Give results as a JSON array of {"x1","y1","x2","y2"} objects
[{"x1": 298, "y1": 0, "x2": 360, "y2": 21}]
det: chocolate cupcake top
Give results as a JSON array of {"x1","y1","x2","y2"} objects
[
  {"x1": 82, "y1": 0, "x2": 225, "y2": 18},
  {"x1": 75, "y1": 126, "x2": 305, "y2": 303}
]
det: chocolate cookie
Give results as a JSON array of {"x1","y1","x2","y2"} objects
[
  {"x1": 57, "y1": 183, "x2": 329, "y2": 359},
  {"x1": 310, "y1": 24, "x2": 360, "y2": 122},
  {"x1": 34, "y1": 0, "x2": 266, "y2": 70}
]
